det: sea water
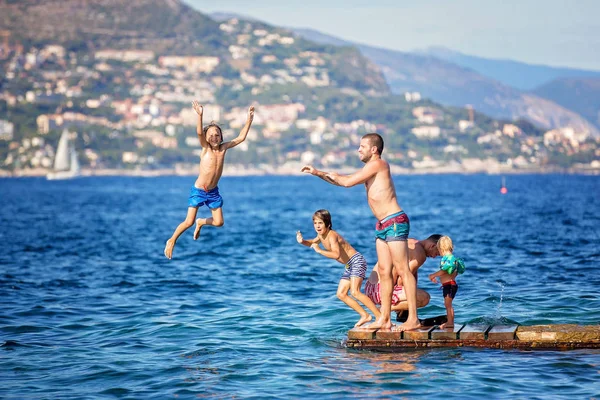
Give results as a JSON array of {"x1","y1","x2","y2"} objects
[{"x1": 1, "y1": 174, "x2": 599, "y2": 399}]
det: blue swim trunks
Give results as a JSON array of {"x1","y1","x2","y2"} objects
[
  {"x1": 375, "y1": 211, "x2": 410, "y2": 242},
  {"x1": 188, "y1": 186, "x2": 223, "y2": 209}
]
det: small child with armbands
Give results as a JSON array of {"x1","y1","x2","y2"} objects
[{"x1": 428, "y1": 236, "x2": 465, "y2": 328}]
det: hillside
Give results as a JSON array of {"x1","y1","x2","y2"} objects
[
  {"x1": 0, "y1": 0, "x2": 389, "y2": 93},
  {"x1": 533, "y1": 77, "x2": 600, "y2": 129},
  {"x1": 291, "y1": 27, "x2": 599, "y2": 136},
  {"x1": 0, "y1": 0, "x2": 228, "y2": 55},
  {"x1": 0, "y1": 2, "x2": 598, "y2": 175}
]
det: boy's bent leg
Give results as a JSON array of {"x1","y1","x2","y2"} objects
[
  {"x1": 336, "y1": 279, "x2": 370, "y2": 327},
  {"x1": 194, "y1": 207, "x2": 224, "y2": 240},
  {"x1": 349, "y1": 276, "x2": 380, "y2": 320},
  {"x1": 388, "y1": 240, "x2": 421, "y2": 331},
  {"x1": 391, "y1": 289, "x2": 430, "y2": 311},
  {"x1": 165, "y1": 207, "x2": 198, "y2": 259},
  {"x1": 365, "y1": 240, "x2": 394, "y2": 330}
]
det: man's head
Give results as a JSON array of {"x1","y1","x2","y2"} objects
[
  {"x1": 312, "y1": 209, "x2": 332, "y2": 235},
  {"x1": 358, "y1": 133, "x2": 384, "y2": 163},
  {"x1": 203, "y1": 122, "x2": 223, "y2": 148},
  {"x1": 422, "y1": 234, "x2": 443, "y2": 258}
]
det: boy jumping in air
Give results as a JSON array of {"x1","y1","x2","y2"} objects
[{"x1": 164, "y1": 101, "x2": 254, "y2": 259}]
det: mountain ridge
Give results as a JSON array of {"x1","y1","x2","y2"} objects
[
  {"x1": 0, "y1": 2, "x2": 598, "y2": 173},
  {"x1": 422, "y1": 46, "x2": 600, "y2": 91},
  {"x1": 0, "y1": 0, "x2": 389, "y2": 93},
  {"x1": 287, "y1": 26, "x2": 599, "y2": 136},
  {"x1": 533, "y1": 77, "x2": 600, "y2": 129}
]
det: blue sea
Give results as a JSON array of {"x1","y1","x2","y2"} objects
[{"x1": 1, "y1": 174, "x2": 599, "y2": 399}]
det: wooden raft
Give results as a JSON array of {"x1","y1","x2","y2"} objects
[{"x1": 346, "y1": 324, "x2": 600, "y2": 350}]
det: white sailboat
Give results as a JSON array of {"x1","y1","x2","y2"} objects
[{"x1": 47, "y1": 129, "x2": 80, "y2": 180}]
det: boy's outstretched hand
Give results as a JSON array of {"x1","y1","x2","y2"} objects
[
  {"x1": 296, "y1": 231, "x2": 303, "y2": 244},
  {"x1": 429, "y1": 274, "x2": 439, "y2": 284},
  {"x1": 248, "y1": 106, "x2": 255, "y2": 121},
  {"x1": 192, "y1": 101, "x2": 203, "y2": 116}
]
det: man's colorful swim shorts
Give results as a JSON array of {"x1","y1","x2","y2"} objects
[
  {"x1": 375, "y1": 211, "x2": 410, "y2": 242},
  {"x1": 341, "y1": 252, "x2": 368, "y2": 280},
  {"x1": 365, "y1": 280, "x2": 406, "y2": 305},
  {"x1": 188, "y1": 186, "x2": 224, "y2": 209}
]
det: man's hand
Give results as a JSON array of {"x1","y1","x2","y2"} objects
[
  {"x1": 301, "y1": 165, "x2": 316, "y2": 174},
  {"x1": 247, "y1": 106, "x2": 255, "y2": 121},
  {"x1": 192, "y1": 100, "x2": 203, "y2": 116},
  {"x1": 429, "y1": 274, "x2": 439, "y2": 284},
  {"x1": 296, "y1": 231, "x2": 303, "y2": 244},
  {"x1": 310, "y1": 243, "x2": 321, "y2": 253}
]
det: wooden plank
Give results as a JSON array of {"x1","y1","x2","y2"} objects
[
  {"x1": 347, "y1": 328, "x2": 376, "y2": 340},
  {"x1": 375, "y1": 329, "x2": 402, "y2": 340},
  {"x1": 516, "y1": 324, "x2": 600, "y2": 341},
  {"x1": 346, "y1": 324, "x2": 600, "y2": 350},
  {"x1": 345, "y1": 338, "x2": 600, "y2": 350},
  {"x1": 459, "y1": 324, "x2": 490, "y2": 340},
  {"x1": 488, "y1": 324, "x2": 518, "y2": 340},
  {"x1": 431, "y1": 324, "x2": 464, "y2": 340},
  {"x1": 404, "y1": 326, "x2": 436, "y2": 340}
]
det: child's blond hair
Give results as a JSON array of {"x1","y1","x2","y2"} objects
[{"x1": 437, "y1": 236, "x2": 454, "y2": 254}]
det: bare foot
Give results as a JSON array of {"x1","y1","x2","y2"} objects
[
  {"x1": 354, "y1": 314, "x2": 372, "y2": 328},
  {"x1": 193, "y1": 218, "x2": 205, "y2": 240},
  {"x1": 439, "y1": 323, "x2": 454, "y2": 329},
  {"x1": 164, "y1": 239, "x2": 175, "y2": 259},
  {"x1": 363, "y1": 317, "x2": 393, "y2": 331},
  {"x1": 393, "y1": 319, "x2": 422, "y2": 332}
]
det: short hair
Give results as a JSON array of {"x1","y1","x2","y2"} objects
[
  {"x1": 437, "y1": 236, "x2": 454, "y2": 254},
  {"x1": 203, "y1": 122, "x2": 223, "y2": 139},
  {"x1": 313, "y1": 209, "x2": 332, "y2": 229},
  {"x1": 362, "y1": 133, "x2": 384, "y2": 155},
  {"x1": 426, "y1": 234, "x2": 443, "y2": 244}
]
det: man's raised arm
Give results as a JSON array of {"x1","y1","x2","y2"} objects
[{"x1": 225, "y1": 106, "x2": 254, "y2": 149}]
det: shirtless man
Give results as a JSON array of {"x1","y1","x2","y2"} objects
[
  {"x1": 365, "y1": 235, "x2": 442, "y2": 315},
  {"x1": 301, "y1": 133, "x2": 419, "y2": 331},
  {"x1": 164, "y1": 101, "x2": 254, "y2": 259}
]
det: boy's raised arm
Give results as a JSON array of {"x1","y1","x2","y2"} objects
[
  {"x1": 297, "y1": 231, "x2": 319, "y2": 247},
  {"x1": 225, "y1": 106, "x2": 254, "y2": 149},
  {"x1": 192, "y1": 101, "x2": 208, "y2": 148}
]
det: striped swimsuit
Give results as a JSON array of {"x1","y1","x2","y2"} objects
[{"x1": 340, "y1": 252, "x2": 368, "y2": 280}]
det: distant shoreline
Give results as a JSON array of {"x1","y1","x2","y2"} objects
[{"x1": 1, "y1": 165, "x2": 599, "y2": 178}]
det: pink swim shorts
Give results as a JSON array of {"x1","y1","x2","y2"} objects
[{"x1": 364, "y1": 280, "x2": 406, "y2": 305}]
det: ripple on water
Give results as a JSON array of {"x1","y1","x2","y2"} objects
[{"x1": 1, "y1": 175, "x2": 600, "y2": 398}]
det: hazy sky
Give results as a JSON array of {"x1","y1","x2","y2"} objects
[{"x1": 184, "y1": 0, "x2": 600, "y2": 71}]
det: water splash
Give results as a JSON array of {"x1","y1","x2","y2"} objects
[{"x1": 495, "y1": 279, "x2": 506, "y2": 320}]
